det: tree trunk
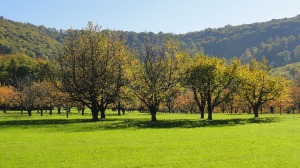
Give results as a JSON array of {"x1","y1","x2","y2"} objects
[
  {"x1": 50, "y1": 107, "x2": 53, "y2": 115},
  {"x1": 151, "y1": 113, "x2": 157, "y2": 121},
  {"x1": 149, "y1": 104, "x2": 158, "y2": 122},
  {"x1": 58, "y1": 107, "x2": 61, "y2": 115},
  {"x1": 100, "y1": 109, "x2": 106, "y2": 119},
  {"x1": 91, "y1": 108, "x2": 99, "y2": 121},
  {"x1": 207, "y1": 108, "x2": 213, "y2": 120},
  {"x1": 66, "y1": 109, "x2": 69, "y2": 118},
  {"x1": 90, "y1": 102, "x2": 99, "y2": 121},
  {"x1": 207, "y1": 94, "x2": 213, "y2": 120},
  {"x1": 269, "y1": 106, "x2": 274, "y2": 114},
  {"x1": 193, "y1": 89, "x2": 205, "y2": 119},
  {"x1": 81, "y1": 108, "x2": 85, "y2": 115},
  {"x1": 41, "y1": 109, "x2": 43, "y2": 116},
  {"x1": 122, "y1": 108, "x2": 125, "y2": 115},
  {"x1": 253, "y1": 105, "x2": 260, "y2": 118},
  {"x1": 3, "y1": 109, "x2": 6, "y2": 113},
  {"x1": 117, "y1": 101, "x2": 121, "y2": 116},
  {"x1": 28, "y1": 109, "x2": 32, "y2": 116},
  {"x1": 99, "y1": 105, "x2": 106, "y2": 119},
  {"x1": 200, "y1": 106, "x2": 205, "y2": 119}
]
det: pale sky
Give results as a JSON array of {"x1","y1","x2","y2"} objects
[{"x1": 1, "y1": 0, "x2": 300, "y2": 34}]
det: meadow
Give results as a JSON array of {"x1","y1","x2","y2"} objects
[{"x1": 0, "y1": 110, "x2": 300, "y2": 167}]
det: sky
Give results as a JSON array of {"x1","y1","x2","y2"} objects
[{"x1": 1, "y1": 0, "x2": 300, "y2": 34}]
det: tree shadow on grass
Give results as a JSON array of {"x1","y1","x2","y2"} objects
[
  {"x1": 0, "y1": 117, "x2": 280, "y2": 131},
  {"x1": 99, "y1": 117, "x2": 280, "y2": 130}
]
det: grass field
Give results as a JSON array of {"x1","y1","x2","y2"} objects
[{"x1": 0, "y1": 110, "x2": 300, "y2": 167}]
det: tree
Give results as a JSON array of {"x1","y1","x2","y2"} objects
[
  {"x1": 241, "y1": 59, "x2": 286, "y2": 117},
  {"x1": 176, "y1": 89, "x2": 197, "y2": 113},
  {"x1": 128, "y1": 37, "x2": 188, "y2": 121},
  {"x1": 276, "y1": 50, "x2": 291, "y2": 65},
  {"x1": 34, "y1": 81, "x2": 54, "y2": 116},
  {"x1": 185, "y1": 54, "x2": 241, "y2": 120},
  {"x1": 289, "y1": 86, "x2": 300, "y2": 113},
  {"x1": 163, "y1": 90, "x2": 179, "y2": 113},
  {"x1": 53, "y1": 22, "x2": 130, "y2": 121},
  {"x1": 18, "y1": 80, "x2": 39, "y2": 116},
  {"x1": 293, "y1": 45, "x2": 300, "y2": 62},
  {"x1": 0, "y1": 86, "x2": 18, "y2": 113}
]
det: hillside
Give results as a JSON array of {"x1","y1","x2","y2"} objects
[
  {"x1": 2, "y1": 15, "x2": 300, "y2": 67},
  {"x1": 269, "y1": 62, "x2": 300, "y2": 82},
  {"x1": 0, "y1": 16, "x2": 63, "y2": 59},
  {"x1": 121, "y1": 15, "x2": 300, "y2": 67}
]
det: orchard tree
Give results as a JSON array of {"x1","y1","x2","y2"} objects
[
  {"x1": 176, "y1": 89, "x2": 197, "y2": 113},
  {"x1": 185, "y1": 54, "x2": 242, "y2": 120},
  {"x1": 34, "y1": 81, "x2": 54, "y2": 116},
  {"x1": 0, "y1": 86, "x2": 18, "y2": 113},
  {"x1": 163, "y1": 90, "x2": 179, "y2": 113},
  {"x1": 286, "y1": 86, "x2": 300, "y2": 113},
  {"x1": 53, "y1": 22, "x2": 130, "y2": 121},
  {"x1": 18, "y1": 81, "x2": 39, "y2": 116},
  {"x1": 241, "y1": 59, "x2": 286, "y2": 117},
  {"x1": 128, "y1": 37, "x2": 188, "y2": 121}
]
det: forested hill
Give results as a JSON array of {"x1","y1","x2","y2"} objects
[
  {"x1": 2, "y1": 15, "x2": 300, "y2": 67},
  {"x1": 120, "y1": 15, "x2": 300, "y2": 67},
  {"x1": 0, "y1": 16, "x2": 64, "y2": 59}
]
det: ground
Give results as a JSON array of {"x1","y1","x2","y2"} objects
[{"x1": 0, "y1": 110, "x2": 299, "y2": 167}]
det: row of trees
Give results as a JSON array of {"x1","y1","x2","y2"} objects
[
  {"x1": 0, "y1": 23, "x2": 292, "y2": 121},
  {"x1": 51, "y1": 23, "x2": 288, "y2": 121}
]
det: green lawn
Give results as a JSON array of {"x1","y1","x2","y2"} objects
[{"x1": 0, "y1": 110, "x2": 300, "y2": 167}]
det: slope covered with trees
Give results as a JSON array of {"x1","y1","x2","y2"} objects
[
  {"x1": 2, "y1": 15, "x2": 300, "y2": 67},
  {"x1": 121, "y1": 15, "x2": 300, "y2": 67},
  {"x1": 0, "y1": 16, "x2": 63, "y2": 59}
]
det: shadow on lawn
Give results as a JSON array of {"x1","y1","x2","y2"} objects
[
  {"x1": 0, "y1": 117, "x2": 280, "y2": 131},
  {"x1": 100, "y1": 117, "x2": 280, "y2": 130}
]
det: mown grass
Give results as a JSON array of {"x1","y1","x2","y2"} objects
[{"x1": 0, "y1": 110, "x2": 300, "y2": 167}]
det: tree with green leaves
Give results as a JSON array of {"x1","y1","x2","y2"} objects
[
  {"x1": 128, "y1": 37, "x2": 188, "y2": 121},
  {"x1": 53, "y1": 22, "x2": 130, "y2": 121}
]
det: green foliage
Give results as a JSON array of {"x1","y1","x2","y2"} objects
[
  {"x1": 269, "y1": 62, "x2": 300, "y2": 85},
  {"x1": 0, "y1": 53, "x2": 49, "y2": 86}
]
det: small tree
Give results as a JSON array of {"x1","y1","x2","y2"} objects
[
  {"x1": 0, "y1": 86, "x2": 18, "y2": 113},
  {"x1": 18, "y1": 82, "x2": 39, "y2": 116}
]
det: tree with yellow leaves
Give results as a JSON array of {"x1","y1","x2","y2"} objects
[
  {"x1": 241, "y1": 58, "x2": 287, "y2": 117},
  {"x1": 128, "y1": 37, "x2": 189, "y2": 121},
  {"x1": 53, "y1": 22, "x2": 131, "y2": 121},
  {"x1": 0, "y1": 86, "x2": 18, "y2": 113},
  {"x1": 185, "y1": 54, "x2": 242, "y2": 120}
]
